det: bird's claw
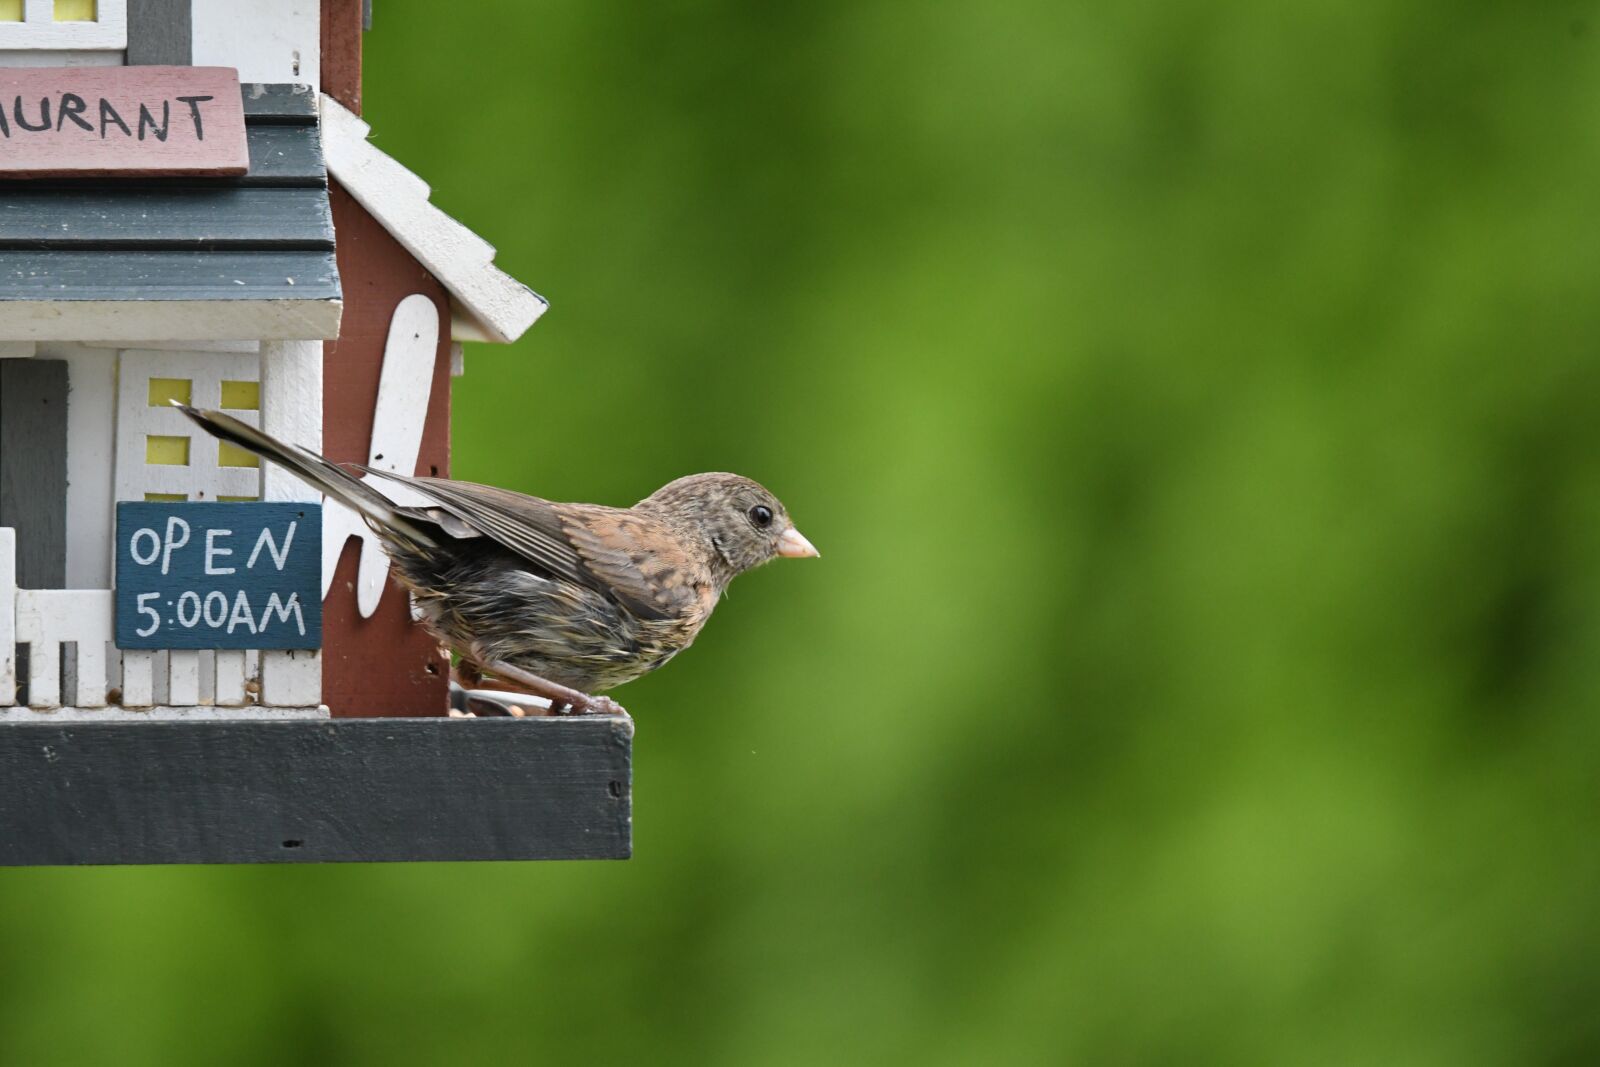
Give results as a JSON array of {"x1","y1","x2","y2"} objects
[{"x1": 572, "y1": 694, "x2": 627, "y2": 717}]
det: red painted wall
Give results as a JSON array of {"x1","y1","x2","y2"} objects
[{"x1": 320, "y1": 181, "x2": 452, "y2": 717}]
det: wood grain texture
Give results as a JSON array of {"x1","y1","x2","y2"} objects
[
  {"x1": 321, "y1": 182, "x2": 452, "y2": 717},
  {"x1": 0, "y1": 297, "x2": 343, "y2": 343},
  {"x1": 0, "y1": 358, "x2": 67, "y2": 588},
  {"x1": 81, "y1": 339, "x2": 259, "y2": 353},
  {"x1": 243, "y1": 124, "x2": 326, "y2": 185},
  {"x1": 58, "y1": 343, "x2": 115, "y2": 588},
  {"x1": 0, "y1": 703, "x2": 323, "y2": 721},
  {"x1": 0, "y1": 86, "x2": 338, "y2": 339},
  {"x1": 166, "y1": 648, "x2": 199, "y2": 704},
  {"x1": 126, "y1": 0, "x2": 191, "y2": 66},
  {"x1": 260, "y1": 339, "x2": 323, "y2": 501},
  {"x1": 320, "y1": 0, "x2": 363, "y2": 115},
  {"x1": 0, "y1": 249, "x2": 341, "y2": 301},
  {"x1": 0, "y1": 90, "x2": 326, "y2": 188},
  {"x1": 214, "y1": 647, "x2": 247, "y2": 705},
  {"x1": 0, "y1": 529, "x2": 15, "y2": 705},
  {"x1": 0, "y1": 66, "x2": 247, "y2": 178},
  {"x1": 0, "y1": 50, "x2": 123, "y2": 69},
  {"x1": 16, "y1": 588, "x2": 112, "y2": 708},
  {"x1": 190, "y1": 1, "x2": 318, "y2": 90},
  {"x1": 239, "y1": 82, "x2": 317, "y2": 124},
  {"x1": 79, "y1": 124, "x2": 326, "y2": 187},
  {"x1": 0, "y1": 715, "x2": 633, "y2": 865},
  {"x1": 0, "y1": 187, "x2": 334, "y2": 249},
  {"x1": 261, "y1": 338, "x2": 325, "y2": 706},
  {"x1": 120, "y1": 649, "x2": 154, "y2": 705}
]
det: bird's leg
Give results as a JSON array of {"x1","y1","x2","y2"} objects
[
  {"x1": 467, "y1": 644, "x2": 629, "y2": 717},
  {"x1": 449, "y1": 661, "x2": 550, "y2": 717}
]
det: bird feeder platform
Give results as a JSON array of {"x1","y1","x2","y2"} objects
[
  {"x1": 0, "y1": 714, "x2": 632, "y2": 865},
  {"x1": 0, "y1": 5, "x2": 629, "y2": 868}
]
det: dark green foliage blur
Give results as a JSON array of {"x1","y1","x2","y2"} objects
[{"x1": 3, "y1": 1, "x2": 1599, "y2": 1062}]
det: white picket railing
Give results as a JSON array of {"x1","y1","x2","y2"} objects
[
  {"x1": 0, "y1": 528, "x2": 320, "y2": 712},
  {"x1": 17, "y1": 587, "x2": 112, "y2": 707}
]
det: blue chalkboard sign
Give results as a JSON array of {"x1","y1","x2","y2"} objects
[{"x1": 114, "y1": 501, "x2": 322, "y2": 650}]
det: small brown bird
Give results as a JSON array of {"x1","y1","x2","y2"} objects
[{"x1": 176, "y1": 404, "x2": 818, "y2": 716}]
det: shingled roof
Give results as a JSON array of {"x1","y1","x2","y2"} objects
[{"x1": 0, "y1": 83, "x2": 342, "y2": 342}]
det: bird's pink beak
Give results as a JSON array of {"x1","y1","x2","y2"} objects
[{"x1": 777, "y1": 526, "x2": 820, "y2": 559}]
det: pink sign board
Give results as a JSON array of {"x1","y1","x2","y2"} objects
[{"x1": 0, "y1": 65, "x2": 248, "y2": 178}]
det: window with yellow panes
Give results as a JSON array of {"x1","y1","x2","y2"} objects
[
  {"x1": 0, "y1": 0, "x2": 100, "y2": 21},
  {"x1": 140, "y1": 373, "x2": 263, "y2": 503}
]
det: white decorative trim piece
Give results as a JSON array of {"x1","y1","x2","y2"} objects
[
  {"x1": 0, "y1": 529, "x2": 14, "y2": 705},
  {"x1": 320, "y1": 96, "x2": 548, "y2": 345},
  {"x1": 0, "y1": 342, "x2": 36, "y2": 359},
  {"x1": 0, "y1": 705, "x2": 329, "y2": 722},
  {"x1": 16, "y1": 588, "x2": 112, "y2": 710},
  {"x1": 321, "y1": 294, "x2": 436, "y2": 617},
  {"x1": 167, "y1": 649, "x2": 200, "y2": 706},
  {"x1": 83, "y1": 340, "x2": 262, "y2": 354},
  {"x1": 259, "y1": 339, "x2": 322, "y2": 501},
  {"x1": 191, "y1": 0, "x2": 319, "y2": 89},
  {"x1": 73, "y1": 640, "x2": 108, "y2": 707},
  {"x1": 121, "y1": 650, "x2": 154, "y2": 707},
  {"x1": 214, "y1": 649, "x2": 247, "y2": 706},
  {"x1": 0, "y1": 49, "x2": 123, "y2": 66},
  {"x1": 0, "y1": 0, "x2": 127, "y2": 51},
  {"x1": 260, "y1": 339, "x2": 322, "y2": 706},
  {"x1": 0, "y1": 301, "x2": 342, "y2": 343},
  {"x1": 259, "y1": 648, "x2": 319, "y2": 707}
]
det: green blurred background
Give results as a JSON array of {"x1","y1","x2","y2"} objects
[{"x1": 5, "y1": 0, "x2": 1600, "y2": 1062}]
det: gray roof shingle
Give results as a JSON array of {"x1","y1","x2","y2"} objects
[{"x1": 0, "y1": 83, "x2": 341, "y2": 339}]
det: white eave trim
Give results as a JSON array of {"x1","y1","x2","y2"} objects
[
  {"x1": 0, "y1": 299, "x2": 342, "y2": 343},
  {"x1": 319, "y1": 95, "x2": 549, "y2": 345}
]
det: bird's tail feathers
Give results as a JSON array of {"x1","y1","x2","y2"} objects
[{"x1": 172, "y1": 402, "x2": 437, "y2": 547}]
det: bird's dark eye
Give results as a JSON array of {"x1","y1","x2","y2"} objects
[{"x1": 749, "y1": 505, "x2": 774, "y2": 528}]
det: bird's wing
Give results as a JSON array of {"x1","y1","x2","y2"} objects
[
  {"x1": 556, "y1": 505, "x2": 708, "y2": 622},
  {"x1": 362, "y1": 470, "x2": 687, "y2": 621}
]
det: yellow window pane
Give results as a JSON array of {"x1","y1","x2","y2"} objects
[
  {"x1": 0, "y1": 1, "x2": 22, "y2": 22},
  {"x1": 218, "y1": 442, "x2": 259, "y2": 468},
  {"x1": 148, "y1": 378, "x2": 192, "y2": 407},
  {"x1": 144, "y1": 493, "x2": 186, "y2": 502},
  {"x1": 54, "y1": 0, "x2": 96, "y2": 20},
  {"x1": 146, "y1": 435, "x2": 190, "y2": 466},
  {"x1": 219, "y1": 380, "x2": 260, "y2": 410},
  {"x1": 218, "y1": 495, "x2": 258, "y2": 502}
]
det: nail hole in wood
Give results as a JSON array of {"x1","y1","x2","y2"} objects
[{"x1": 608, "y1": 780, "x2": 623, "y2": 799}]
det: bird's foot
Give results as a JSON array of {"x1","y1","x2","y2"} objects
[
  {"x1": 466, "y1": 646, "x2": 631, "y2": 718},
  {"x1": 561, "y1": 693, "x2": 627, "y2": 717}
]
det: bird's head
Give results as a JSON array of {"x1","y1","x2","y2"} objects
[{"x1": 639, "y1": 472, "x2": 818, "y2": 582}]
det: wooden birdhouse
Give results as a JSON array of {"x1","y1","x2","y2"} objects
[{"x1": 0, "y1": 1, "x2": 630, "y2": 865}]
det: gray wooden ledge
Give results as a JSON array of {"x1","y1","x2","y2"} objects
[{"x1": 0, "y1": 715, "x2": 632, "y2": 866}]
